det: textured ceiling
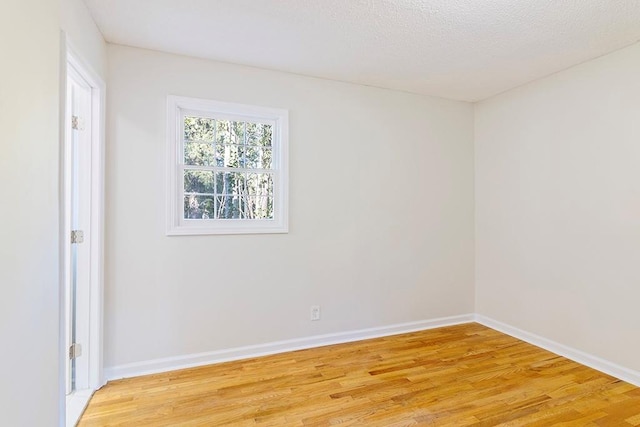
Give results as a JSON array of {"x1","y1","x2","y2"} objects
[{"x1": 84, "y1": 0, "x2": 640, "y2": 101}]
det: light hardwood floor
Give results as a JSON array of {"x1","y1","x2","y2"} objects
[{"x1": 79, "y1": 323, "x2": 640, "y2": 426}]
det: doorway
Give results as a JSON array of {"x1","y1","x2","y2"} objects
[{"x1": 63, "y1": 44, "x2": 105, "y2": 427}]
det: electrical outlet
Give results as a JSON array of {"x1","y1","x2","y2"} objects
[{"x1": 310, "y1": 305, "x2": 321, "y2": 321}]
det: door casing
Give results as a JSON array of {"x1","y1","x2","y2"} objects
[{"x1": 60, "y1": 37, "x2": 106, "y2": 426}]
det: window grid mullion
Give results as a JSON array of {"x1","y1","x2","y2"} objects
[
  {"x1": 242, "y1": 122, "x2": 247, "y2": 169},
  {"x1": 212, "y1": 118, "x2": 217, "y2": 219},
  {"x1": 182, "y1": 165, "x2": 273, "y2": 174}
]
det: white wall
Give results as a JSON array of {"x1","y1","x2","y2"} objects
[
  {"x1": 105, "y1": 45, "x2": 475, "y2": 369},
  {"x1": 476, "y1": 42, "x2": 640, "y2": 371},
  {"x1": 61, "y1": 0, "x2": 108, "y2": 80},
  {"x1": 0, "y1": 0, "x2": 60, "y2": 425}
]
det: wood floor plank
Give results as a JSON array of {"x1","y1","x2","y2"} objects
[{"x1": 79, "y1": 323, "x2": 640, "y2": 426}]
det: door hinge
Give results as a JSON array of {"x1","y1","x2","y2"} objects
[
  {"x1": 69, "y1": 343, "x2": 82, "y2": 360},
  {"x1": 71, "y1": 230, "x2": 84, "y2": 244},
  {"x1": 71, "y1": 115, "x2": 86, "y2": 131}
]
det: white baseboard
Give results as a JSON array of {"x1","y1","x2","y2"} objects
[
  {"x1": 475, "y1": 314, "x2": 640, "y2": 387},
  {"x1": 66, "y1": 388, "x2": 93, "y2": 427},
  {"x1": 105, "y1": 314, "x2": 474, "y2": 381},
  {"x1": 106, "y1": 313, "x2": 640, "y2": 388}
]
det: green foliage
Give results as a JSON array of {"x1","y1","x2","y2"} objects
[
  {"x1": 183, "y1": 116, "x2": 274, "y2": 220},
  {"x1": 184, "y1": 116, "x2": 214, "y2": 142}
]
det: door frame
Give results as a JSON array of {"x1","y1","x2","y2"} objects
[{"x1": 60, "y1": 36, "x2": 106, "y2": 425}]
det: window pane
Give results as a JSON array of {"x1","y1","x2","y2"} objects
[
  {"x1": 245, "y1": 146, "x2": 260, "y2": 169},
  {"x1": 246, "y1": 122, "x2": 258, "y2": 145},
  {"x1": 238, "y1": 145, "x2": 247, "y2": 168},
  {"x1": 184, "y1": 195, "x2": 215, "y2": 219},
  {"x1": 246, "y1": 123, "x2": 273, "y2": 147},
  {"x1": 215, "y1": 172, "x2": 246, "y2": 196},
  {"x1": 262, "y1": 148, "x2": 273, "y2": 169},
  {"x1": 244, "y1": 196, "x2": 274, "y2": 219},
  {"x1": 216, "y1": 120, "x2": 232, "y2": 145},
  {"x1": 260, "y1": 124, "x2": 273, "y2": 147},
  {"x1": 215, "y1": 144, "x2": 242, "y2": 168},
  {"x1": 246, "y1": 173, "x2": 273, "y2": 197},
  {"x1": 184, "y1": 142, "x2": 214, "y2": 166},
  {"x1": 184, "y1": 170, "x2": 215, "y2": 194},
  {"x1": 216, "y1": 194, "x2": 244, "y2": 219},
  {"x1": 231, "y1": 121, "x2": 246, "y2": 145},
  {"x1": 184, "y1": 117, "x2": 214, "y2": 142},
  {"x1": 244, "y1": 147, "x2": 272, "y2": 170}
]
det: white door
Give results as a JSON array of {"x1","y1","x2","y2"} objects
[
  {"x1": 63, "y1": 48, "x2": 105, "y2": 427},
  {"x1": 65, "y1": 65, "x2": 93, "y2": 395}
]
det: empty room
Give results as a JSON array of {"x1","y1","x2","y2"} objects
[{"x1": 2, "y1": 0, "x2": 640, "y2": 426}]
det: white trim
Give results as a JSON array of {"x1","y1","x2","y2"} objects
[
  {"x1": 60, "y1": 37, "x2": 106, "y2": 427},
  {"x1": 105, "y1": 313, "x2": 640, "y2": 388},
  {"x1": 475, "y1": 314, "x2": 640, "y2": 387},
  {"x1": 65, "y1": 389, "x2": 93, "y2": 427},
  {"x1": 166, "y1": 95, "x2": 289, "y2": 235},
  {"x1": 66, "y1": 42, "x2": 106, "y2": 391},
  {"x1": 58, "y1": 30, "x2": 69, "y2": 427},
  {"x1": 105, "y1": 314, "x2": 474, "y2": 380}
]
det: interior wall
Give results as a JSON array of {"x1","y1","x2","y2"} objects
[
  {"x1": 0, "y1": 0, "x2": 61, "y2": 425},
  {"x1": 475, "y1": 42, "x2": 640, "y2": 371},
  {"x1": 60, "y1": 0, "x2": 108, "y2": 79},
  {"x1": 105, "y1": 44, "x2": 475, "y2": 369}
]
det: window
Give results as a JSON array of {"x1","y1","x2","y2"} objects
[{"x1": 167, "y1": 96, "x2": 288, "y2": 235}]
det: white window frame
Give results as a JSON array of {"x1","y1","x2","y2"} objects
[{"x1": 166, "y1": 96, "x2": 289, "y2": 235}]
